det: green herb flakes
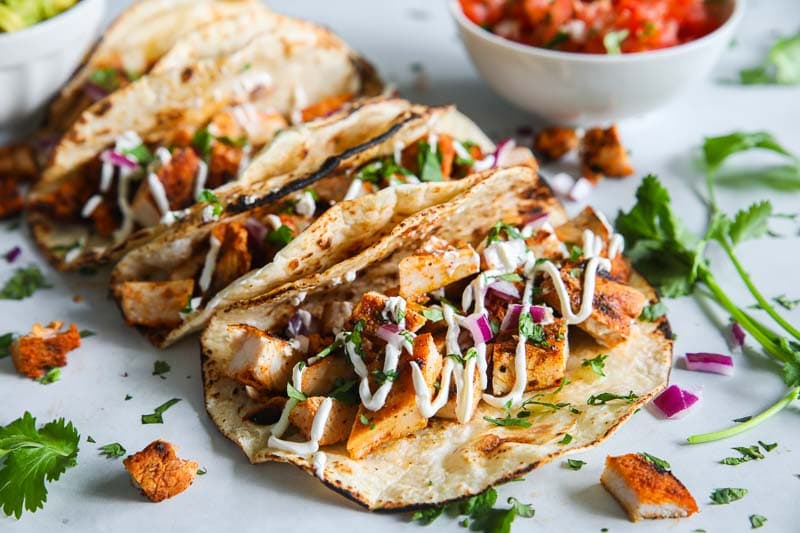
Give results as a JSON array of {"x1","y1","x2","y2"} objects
[
  {"x1": 141, "y1": 398, "x2": 181, "y2": 424},
  {"x1": 0, "y1": 265, "x2": 51, "y2": 300}
]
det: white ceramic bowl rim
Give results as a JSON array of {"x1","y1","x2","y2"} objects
[
  {"x1": 450, "y1": 0, "x2": 743, "y2": 62},
  {"x1": 0, "y1": 0, "x2": 102, "y2": 45}
]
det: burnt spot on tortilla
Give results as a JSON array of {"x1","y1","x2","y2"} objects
[
  {"x1": 245, "y1": 404, "x2": 284, "y2": 426},
  {"x1": 656, "y1": 317, "x2": 674, "y2": 341},
  {"x1": 93, "y1": 101, "x2": 112, "y2": 117},
  {"x1": 317, "y1": 236, "x2": 332, "y2": 250},
  {"x1": 227, "y1": 114, "x2": 420, "y2": 214},
  {"x1": 288, "y1": 258, "x2": 300, "y2": 270},
  {"x1": 181, "y1": 67, "x2": 193, "y2": 82}
]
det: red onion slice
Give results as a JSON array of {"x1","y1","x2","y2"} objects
[
  {"x1": 100, "y1": 149, "x2": 138, "y2": 169},
  {"x1": 685, "y1": 353, "x2": 734, "y2": 376},
  {"x1": 730, "y1": 322, "x2": 746, "y2": 348},
  {"x1": 4, "y1": 246, "x2": 21, "y2": 263},
  {"x1": 487, "y1": 280, "x2": 520, "y2": 302},
  {"x1": 82, "y1": 82, "x2": 109, "y2": 102},
  {"x1": 376, "y1": 324, "x2": 408, "y2": 347},
  {"x1": 493, "y1": 138, "x2": 517, "y2": 167},
  {"x1": 287, "y1": 309, "x2": 312, "y2": 337},
  {"x1": 499, "y1": 304, "x2": 550, "y2": 331},
  {"x1": 462, "y1": 313, "x2": 493, "y2": 344},
  {"x1": 652, "y1": 384, "x2": 701, "y2": 419}
]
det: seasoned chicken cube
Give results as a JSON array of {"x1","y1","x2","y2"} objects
[
  {"x1": 123, "y1": 440, "x2": 198, "y2": 503},
  {"x1": 491, "y1": 318, "x2": 568, "y2": 395},
  {"x1": 299, "y1": 355, "x2": 356, "y2": 397},
  {"x1": 207, "y1": 140, "x2": 243, "y2": 189},
  {"x1": 209, "y1": 222, "x2": 252, "y2": 295},
  {"x1": 579, "y1": 125, "x2": 634, "y2": 183},
  {"x1": 534, "y1": 126, "x2": 579, "y2": 160},
  {"x1": 116, "y1": 279, "x2": 195, "y2": 328},
  {"x1": 226, "y1": 324, "x2": 302, "y2": 392},
  {"x1": 0, "y1": 176, "x2": 24, "y2": 219},
  {"x1": 89, "y1": 200, "x2": 119, "y2": 238},
  {"x1": 346, "y1": 332, "x2": 442, "y2": 459},
  {"x1": 601, "y1": 454, "x2": 699, "y2": 522},
  {"x1": 348, "y1": 291, "x2": 426, "y2": 334},
  {"x1": 525, "y1": 224, "x2": 568, "y2": 261},
  {"x1": 300, "y1": 93, "x2": 352, "y2": 122},
  {"x1": 11, "y1": 321, "x2": 81, "y2": 379},
  {"x1": 0, "y1": 143, "x2": 37, "y2": 180},
  {"x1": 289, "y1": 396, "x2": 357, "y2": 446},
  {"x1": 540, "y1": 264, "x2": 646, "y2": 347},
  {"x1": 399, "y1": 238, "x2": 479, "y2": 299},
  {"x1": 155, "y1": 148, "x2": 200, "y2": 210},
  {"x1": 556, "y1": 207, "x2": 631, "y2": 281}
]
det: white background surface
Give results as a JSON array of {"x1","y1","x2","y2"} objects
[{"x1": 2, "y1": 0, "x2": 800, "y2": 531}]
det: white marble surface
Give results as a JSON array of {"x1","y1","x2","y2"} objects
[{"x1": 2, "y1": 0, "x2": 799, "y2": 531}]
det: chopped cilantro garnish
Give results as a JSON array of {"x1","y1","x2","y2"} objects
[
  {"x1": 197, "y1": 467, "x2": 207, "y2": 475},
  {"x1": 217, "y1": 135, "x2": 248, "y2": 148},
  {"x1": 565, "y1": 458, "x2": 586, "y2": 470},
  {"x1": 710, "y1": 487, "x2": 748, "y2": 504},
  {"x1": 421, "y1": 307, "x2": 444, "y2": 322},
  {"x1": 759, "y1": 440, "x2": 778, "y2": 451},
  {"x1": 569, "y1": 244, "x2": 583, "y2": 261},
  {"x1": 587, "y1": 391, "x2": 638, "y2": 405},
  {"x1": 558, "y1": 433, "x2": 573, "y2": 445},
  {"x1": 122, "y1": 144, "x2": 153, "y2": 165},
  {"x1": 287, "y1": 383, "x2": 307, "y2": 402},
  {"x1": 37, "y1": 368, "x2": 60, "y2": 385},
  {"x1": 266, "y1": 225, "x2": 294, "y2": 248},
  {"x1": 411, "y1": 507, "x2": 444, "y2": 525},
  {"x1": 98, "y1": 443, "x2": 126, "y2": 459},
  {"x1": 640, "y1": 452, "x2": 670, "y2": 472},
  {"x1": 0, "y1": 332, "x2": 13, "y2": 358},
  {"x1": 639, "y1": 301, "x2": 668, "y2": 321},
  {"x1": 198, "y1": 189, "x2": 223, "y2": 216},
  {"x1": 358, "y1": 414, "x2": 375, "y2": 430},
  {"x1": 739, "y1": 33, "x2": 800, "y2": 85},
  {"x1": 88, "y1": 67, "x2": 122, "y2": 92},
  {"x1": 519, "y1": 311, "x2": 548, "y2": 347},
  {"x1": 86, "y1": 436, "x2": 95, "y2": 443},
  {"x1": 0, "y1": 412, "x2": 79, "y2": 518},
  {"x1": 545, "y1": 30, "x2": 570, "y2": 49},
  {"x1": 152, "y1": 360, "x2": 170, "y2": 378},
  {"x1": 329, "y1": 378, "x2": 358, "y2": 405},
  {"x1": 192, "y1": 128, "x2": 214, "y2": 158},
  {"x1": 483, "y1": 414, "x2": 532, "y2": 428},
  {"x1": 372, "y1": 369, "x2": 399, "y2": 384},
  {"x1": 490, "y1": 272, "x2": 523, "y2": 283},
  {"x1": 774, "y1": 295, "x2": 800, "y2": 310},
  {"x1": 79, "y1": 330, "x2": 95, "y2": 338},
  {"x1": 486, "y1": 221, "x2": 522, "y2": 243},
  {"x1": 314, "y1": 339, "x2": 343, "y2": 359},
  {"x1": 409, "y1": 487, "x2": 534, "y2": 531},
  {"x1": 0, "y1": 265, "x2": 51, "y2": 300},
  {"x1": 124, "y1": 394, "x2": 133, "y2": 401},
  {"x1": 417, "y1": 141, "x2": 443, "y2": 182},
  {"x1": 749, "y1": 514, "x2": 768, "y2": 529},
  {"x1": 141, "y1": 398, "x2": 181, "y2": 424},
  {"x1": 582, "y1": 354, "x2": 608, "y2": 377}
]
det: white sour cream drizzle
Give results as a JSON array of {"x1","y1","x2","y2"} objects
[
  {"x1": 268, "y1": 397, "x2": 333, "y2": 455},
  {"x1": 608, "y1": 233, "x2": 625, "y2": 260},
  {"x1": 393, "y1": 140, "x2": 404, "y2": 166},
  {"x1": 99, "y1": 161, "x2": 114, "y2": 193},
  {"x1": 112, "y1": 167, "x2": 138, "y2": 242},
  {"x1": 536, "y1": 257, "x2": 611, "y2": 324},
  {"x1": 294, "y1": 191, "x2": 316, "y2": 217},
  {"x1": 198, "y1": 235, "x2": 221, "y2": 293},
  {"x1": 312, "y1": 451, "x2": 327, "y2": 478},
  {"x1": 81, "y1": 195, "x2": 102, "y2": 218},
  {"x1": 147, "y1": 173, "x2": 172, "y2": 221},
  {"x1": 582, "y1": 229, "x2": 604, "y2": 259},
  {"x1": 343, "y1": 179, "x2": 363, "y2": 201},
  {"x1": 193, "y1": 160, "x2": 209, "y2": 200}
]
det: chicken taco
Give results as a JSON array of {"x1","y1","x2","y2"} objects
[
  {"x1": 110, "y1": 100, "x2": 531, "y2": 347},
  {"x1": 201, "y1": 165, "x2": 672, "y2": 510},
  {"x1": 28, "y1": 14, "x2": 382, "y2": 270}
]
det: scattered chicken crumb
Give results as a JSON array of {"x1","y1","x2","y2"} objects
[
  {"x1": 600, "y1": 453, "x2": 698, "y2": 522},
  {"x1": 10, "y1": 321, "x2": 81, "y2": 379},
  {"x1": 123, "y1": 440, "x2": 198, "y2": 502},
  {"x1": 534, "y1": 126, "x2": 579, "y2": 160},
  {"x1": 579, "y1": 125, "x2": 634, "y2": 183},
  {"x1": 72, "y1": 294, "x2": 84, "y2": 303}
]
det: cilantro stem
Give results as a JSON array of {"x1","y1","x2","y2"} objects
[
  {"x1": 720, "y1": 240, "x2": 800, "y2": 341},
  {"x1": 687, "y1": 386, "x2": 799, "y2": 444}
]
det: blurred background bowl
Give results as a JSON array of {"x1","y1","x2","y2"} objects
[
  {"x1": 0, "y1": 0, "x2": 106, "y2": 142},
  {"x1": 450, "y1": 0, "x2": 742, "y2": 125}
]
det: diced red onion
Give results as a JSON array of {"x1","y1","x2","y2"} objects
[
  {"x1": 462, "y1": 313, "x2": 493, "y2": 344},
  {"x1": 549, "y1": 172, "x2": 574, "y2": 196},
  {"x1": 685, "y1": 352, "x2": 734, "y2": 376},
  {"x1": 652, "y1": 385, "x2": 701, "y2": 419},
  {"x1": 100, "y1": 149, "x2": 138, "y2": 169},
  {"x1": 529, "y1": 305, "x2": 547, "y2": 323},
  {"x1": 500, "y1": 304, "x2": 550, "y2": 331},
  {"x1": 376, "y1": 324, "x2": 407, "y2": 347},
  {"x1": 487, "y1": 280, "x2": 520, "y2": 302},
  {"x1": 287, "y1": 309, "x2": 312, "y2": 337},
  {"x1": 244, "y1": 217, "x2": 268, "y2": 252},
  {"x1": 569, "y1": 177, "x2": 593, "y2": 201},
  {"x1": 730, "y1": 322, "x2": 746, "y2": 348},
  {"x1": 82, "y1": 82, "x2": 109, "y2": 102},
  {"x1": 493, "y1": 138, "x2": 517, "y2": 167},
  {"x1": 4, "y1": 246, "x2": 21, "y2": 263}
]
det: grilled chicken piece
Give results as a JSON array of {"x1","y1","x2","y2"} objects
[
  {"x1": 540, "y1": 264, "x2": 646, "y2": 347},
  {"x1": 534, "y1": 127, "x2": 579, "y2": 160},
  {"x1": 579, "y1": 125, "x2": 634, "y2": 183},
  {"x1": 169, "y1": 252, "x2": 206, "y2": 281},
  {"x1": 209, "y1": 222, "x2": 252, "y2": 295},
  {"x1": 123, "y1": 440, "x2": 198, "y2": 503},
  {"x1": 116, "y1": 280, "x2": 195, "y2": 328},
  {"x1": 346, "y1": 332, "x2": 442, "y2": 460},
  {"x1": 130, "y1": 179, "x2": 162, "y2": 228},
  {"x1": 601, "y1": 454, "x2": 698, "y2": 522},
  {"x1": 0, "y1": 143, "x2": 37, "y2": 181},
  {"x1": 29, "y1": 173, "x2": 94, "y2": 221},
  {"x1": 11, "y1": 321, "x2": 81, "y2": 379},
  {"x1": 348, "y1": 291, "x2": 426, "y2": 335},
  {"x1": 88, "y1": 200, "x2": 119, "y2": 238},
  {"x1": 300, "y1": 92, "x2": 352, "y2": 123},
  {"x1": 226, "y1": 324, "x2": 302, "y2": 392},
  {"x1": 490, "y1": 318, "x2": 568, "y2": 395},
  {"x1": 289, "y1": 397, "x2": 357, "y2": 446},
  {"x1": 525, "y1": 224, "x2": 568, "y2": 261},
  {"x1": 207, "y1": 141, "x2": 243, "y2": 190},
  {"x1": 0, "y1": 176, "x2": 24, "y2": 219},
  {"x1": 156, "y1": 148, "x2": 200, "y2": 210},
  {"x1": 399, "y1": 238, "x2": 479, "y2": 299},
  {"x1": 556, "y1": 206, "x2": 631, "y2": 281},
  {"x1": 300, "y1": 355, "x2": 356, "y2": 397}
]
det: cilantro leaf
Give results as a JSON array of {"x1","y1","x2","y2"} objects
[
  {"x1": 79, "y1": 330, "x2": 95, "y2": 338},
  {"x1": 565, "y1": 459, "x2": 586, "y2": 470},
  {"x1": 740, "y1": 33, "x2": 800, "y2": 85},
  {"x1": 773, "y1": 295, "x2": 800, "y2": 310},
  {"x1": 582, "y1": 354, "x2": 608, "y2": 377},
  {"x1": 759, "y1": 440, "x2": 778, "y2": 452},
  {"x1": 141, "y1": 398, "x2": 181, "y2": 424},
  {"x1": 750, "y1": 514, "x2": 768, "y2": 529},
  {"x1": 417, "y1": 141, "x2": 443, "y2": 182},
  {"x1": 37, "y1": 368, "x2": 60, "y2": 385},
  {"x1": 192, "y1": 128, "x2": 214, "y2": 158},
  {"x1": 98, "y1": 442, "x2": 126, "y2": 459},
  {"x1": 558, "y1": 433, "x2": 573, "y2": 445},
  {"x1": 587, "y1": 391, "x2": 638, "y2": 405},
  {"x1": 639, "y1": 301, "x2": 668, "y2": 321},
  {"x1": 122, "y1": 144, "x2": 153, "y2": 166},
  {"x1": 152, "y1": 360, "x2": 170, "y2": 377},
  {"x1": 487, "y1": 221, "x2": 522, "y2": 244},
  {"x1": 287, "y1": 383, "x2": 307, "y2": 402},
  {"x1": 704, "y1": 132, "x2": 794, "y2": 176},
  {"x1": 460, "y1": 488, "x2": 497, "y2": 517},
  {"x1": 197, "y1": 467, "x2": 207, "y2": 475},
  {"x1": 411, "y1": 506, "x2": 444, "y2": 525},
  {"x1": 728, "y1": 201, "x2": 772, "y2": 245},
  {"x1": 372, "y1": 369, "x2": 399, "y2": 384},
  {"x1": 519, "y1": 311, "x2": 548, "y2": 346},
  {"x1": 421, "y1": 308, "x2": 443, "y2": 322},
  {"x1": 710, "y1": 487, "x2": 748, "y2": 504},
  {"x1": 329, "y1": 378, "x2": 359, "y2": 405},
  {"x1": 266, "y1": 225, "x2": 294, "y2": 248},
  {"x1": 506, "y1": 497, "x2": 535, "y2": 518},
  {"x1": 0, "y1": 265, "x2": 52, "y2": 300},
  {"x1": 640, "y1": 452, "x2": 670, "y2": 472},
  {"x1": 198, "y1": 189, "x2": 223, "y2": 217},
  {"x1": 483, "y1": 415, "x2": 532, "y2": 428},
  {"x1": 0, "y1": 412, "x2": 80, "y2": 518},
  {"x1": 0, "y1": 332, "x2": 14, "y2": 358}
]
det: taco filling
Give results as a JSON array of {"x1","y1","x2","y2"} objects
[
  {"x1": 218, "y1": 205, "x2": 644, "y2": 461},
  {"x1": 115, "y1": 133, "x2": 504, "y2": 330}
]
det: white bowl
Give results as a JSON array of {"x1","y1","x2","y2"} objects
[
  {"x1": 450, "y1": 0, "x2": 742, "y2": 124},
  {"x1": 0, "y1": 0, "x2": 106, "y2": 141}
]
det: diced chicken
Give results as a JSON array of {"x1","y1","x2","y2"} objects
[
  {"x1": 155, "y1": 148, "x2": 200, "y2": 210},
  {"x1": 0, "y1": 143, "x2": 37, "y2": 181},
  {"x1": 289, "y1": 396, "x2": 357, "y2": 446},
  {"x1": 437, "y1": 133, "x2": 455, "y2": 178},
  {"x1": 130, "y1": 180, "x2": 162, "y2": 228},
  {"x1": 601, "y1": 454, "x2": 699, "y2": 522},
  {"x1": 399, "y1": 238, "x2": 480, "y2": 299},
  {"x1": 300, "y1": 93, "x2": 352, "y2": 122},
  {"x1": 207, "y1": 141, "x2": 243, "y2": 189},
  {"x1": 29, "y1": 175, "x2": 94, "y2": 221},
  {"x1": 116, "y1": 280, "x2": 195, "y2": 328},
  {"x1": 556, "y1": 207, "x2": 630, "y2": 281},
  {"x1": 0, "y1": 176, "x2": 24, "y2": 219},
  {"x1": 491, "y1": 318, "x2": 568, "y2": 395},
  {"x1": 525, "y1": 225, "x2": 568, "y2": 261},
  {"x1": 209, "y1": 222, "x2": 252, "y2": 295},
  {"x1": 10, "y1": 321, "x2": 81, "y2": 379},
  {"x1": 88, "y1": 200, "x2": 119, "y2": 238},
  {"x1": 346, "y1": 332, "x2": 442, "y2": 459},
  {"x1": 540, "y1": 264, "x2": 646, "y2": 347},
  {"x1": 348, "y1": 291, "x2": 426, "y2": 335},
  {"x1": 321, "y1": 301, "x2": 354, "y2": 334},
  {"x1": 299, "y1": 355, "x2": 356, "y2": 397},
  {"x1": 123, "y1": 440, "x2": 198, "y2": 503},
  {"x1": 534, "y1": 127, "x2": 579, "y2": 160},
  {"x1": 168, "y1": 253, "x2": 206, "y2": 281},
  {"x1": 579, "y1": 125, "x2": 634, "y2": 183},
  {"x1": 226, "y1": 324, "x2": 302, "y2": 392}
]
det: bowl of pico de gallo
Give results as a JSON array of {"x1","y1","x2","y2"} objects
[{"x1": 451, "y1": 0, "x2": 742, "y2": 124}]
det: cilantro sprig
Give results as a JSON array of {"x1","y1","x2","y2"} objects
[
  {"x1": 410, "y1": 488, "x2": 534, "y2": 532},
  {"x1": 739, "y1": 33, "x2": 800, "y2": 85},
  {"x1": 0, "y1": 265, "x2": 51, "y2": 300},
  {"x1": 0, "y1": 412, "x2": 80, "y2": 518}
]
